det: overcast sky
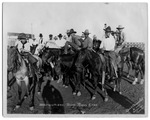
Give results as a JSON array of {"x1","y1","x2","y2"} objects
[{"x1": 3, "y1": 3, "x2": 147, "y2": 43}]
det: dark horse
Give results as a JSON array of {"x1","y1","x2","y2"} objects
[
  {"x1": 54, "y1": 53, "x2": 78, "y2": 89},
  {"x1": 74, "y1": 48, "x2": 108, "y2": 101},
  {"x1": 93, "y1": 40, "x2": 122, "y2": 94},
  {"x1": 7, "y1": 47, "x2": 37, "y2": 110},
  {"x1": 119, "y1": 47, "x2": 145, "y2": 85},
  {"x1": 37, "y1": 47, "x2": 64, "y2": 93}
]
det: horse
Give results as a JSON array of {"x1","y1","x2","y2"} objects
[
  {"x1": 93, "y1": 40, "x2": 122, "y2": 94},
  {"x1": 37, "y1": 47, "x2": 64, "y2": 93},
  {"x1": 7, "y1": 46, "x2": 41, "y2": 110},
  {"x1": 54, "y1": 53, "x2": 78, "y2": 88},
  {"x1": 120, "y1": 47, "x2": 145, "y2": 85},
  {"x1": 74, "y1": 48, "x2": 108, "y2": 101},
  {"x1": 93, "y1": 39, "x2": 102, "y2": 52}
]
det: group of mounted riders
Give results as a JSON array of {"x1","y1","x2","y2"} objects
[{"x1": 7, "y1": 24, "x2": 145, "y2": 110}]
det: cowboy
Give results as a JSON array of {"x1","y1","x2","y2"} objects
[
  {"x1": 101, "y1": 26, "x2": 119, "y2": 77},
  {"x1": 115, "y1": 25, "x2": 126, "y2": 53},
  {"x1": 16, "y1": 33, "x2": 42, "y2": 77},
  {"x1": 55, "y1": 33, "x2": 66, "y2": 47},
  {"x1": 64, "y1": 29, "x2": 82, "y2": 54},
  {"x1": 54, "y1": 36, "x2": 58, "y2": 40},
  {"x1": 81, "y1": 29, "x2": 93, "y2": 49},
  {"x1": 93, "y1": 35, "x2": 97, "y2": 41},
  {"x1": 39, "y1": 33, "x2": 43, "y2": 44},
  {"x1": 29, "y1": 37, "x2": 38, "y2": 47}
]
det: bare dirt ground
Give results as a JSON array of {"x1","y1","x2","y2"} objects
[{"x1": 7, "y1": 65, "x2": 145, "y2": 114}]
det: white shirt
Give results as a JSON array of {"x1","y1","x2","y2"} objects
[
  {"x1": 66, "y1": 36, "x2": 72, "y2": 42},
  {"x1": 55, "y1": 39, "x2": 66, "y2": 47},
  {"x1": 34, "y1": 43, "x2": 44, "y2": 55},
  {"x1": 45, "y1": 39, "x2": 60, "y2": 48},
  {"x1": 15, "y1": 40, "x2": 31, "y2": 52},
  {"x1": 101, "y1": 34, "x2": 116, "y2": 51}
]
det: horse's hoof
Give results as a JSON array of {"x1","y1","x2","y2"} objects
[
  {"x1": 140, "y1": 80, "x2": 144, "y2": 85},
  {"x1": 24, "y1": 95, "x2": 28, "y2": 99},
  {"x1": 132, "y1": 81, "x2": 137, "y2": 85},
  {"x1": 81, "y1": 111, "x2": 85, "y2": 114},
  {"x1": 7, "y1": 87, "x2": 11, "y2": 91},
  {"x1": 119, "y1": 92, "x2": 122, "y2": 94},
  {"x1": 104, "y1": 97, "x2": 108, "y2": 102},
  {"x1": 113, "y1": 88, "x2": 116, "y2": 92},
  {"x1": 73, "y1": 92, "x2": 76, "y2": 95},
  {"x1": 92, "y1": 96, "x2": 96, "y2": 100},
  {"x1": 38, "y1": 92, "x2": 41, "y2": 95},
  {"x1": 77, "y1": 91, "x2": 81, "y2": 96},
  {"x1": 29, "y1": 106, "x2": 34, "y2": 111},
  {"x1": 102, "y1": 88, "x2": 105, "y2": 92},
  {"x1": 15, "y1": 105, "x2": 20, "y2": 110},
  {"x1": 51, "y1": 77, "x2": 54, "y2": 81},
  {"x1": 65, "y1": 86, "x2": 68, "y2": 88}
]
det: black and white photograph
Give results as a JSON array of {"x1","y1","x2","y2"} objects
[{"x1": 3, "y1": 2, "x2": 148, "y2": 116}]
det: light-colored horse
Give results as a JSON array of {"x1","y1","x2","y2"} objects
[{"x1": 7, "y1": 47, "x2": 42, "y2": 110}]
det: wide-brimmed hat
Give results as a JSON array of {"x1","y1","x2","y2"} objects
[
  {"x1": 58, "y1": 33, "x2": 63, "y2": 37},
  {"x1": 116, "y1": 25, "x2": 124, "y2": 29},
  {"x1": 103, "y1": 26, "x2": 112, "y2": 32},
  {"x1": 93, "y1": 35, "x2": 97, "y2": 39},
  {"x1": 49, "y1": 34, "x2": 53, "y2": 37},
  {"x1": 18, "y1": 33, "x2": 27, "y2": 40},
  {"x1": 39, "y1": 33, "x2": 43, "y2": 37},
  {"x1": 69, "y1": 29, "x2": 77, "y2": 34},
  {"x1": 66, "y1": 30, "x2": 70, "y2": 34},
  {"x1": 82, "y1": 29, "x2": 90, "y2": 35}
]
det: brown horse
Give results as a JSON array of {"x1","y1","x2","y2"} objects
[
  {"x1": 119, "y1": 46, "x2": 145, "y2": 85},
  {"x1": 74, "y1": 49, "x2": 108, "y2": 101},
  {"x1": 7, "y1": 46, "x2": 41, "y2": 110}
]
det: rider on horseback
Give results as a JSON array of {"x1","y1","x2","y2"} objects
[
  {"x1": 64, "y1": 29, "x2": 93, "y2": 54},
  {"x1": 64, "y1": 29, "x2": 82, "y2": 54},
  {"x1": 100, "y1": 26, "x2": 120, "y2": 79},
  {"x1": 15, "y1": 33, "x2": 42, "y2": 78},
  {"x1": 114, "y1": 25, "x2": 126, "y2": 54}
]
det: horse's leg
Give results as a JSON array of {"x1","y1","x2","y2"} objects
[
  {"x1": 37, "y1": 76, "x2": 43, "y2": 95},
  {"x1": 126, "y1": 60, "x2": 131, "y2": 78},
  {"x1": 92, "y1": 75, "x2": 98, "y2": 100},
  {"x1": 132, "y1": 65, "x2": 139, "y2": 85},
  {"x1": 101, "y1": 71, "x2": 108, "y2": 102},
  {"x1": 117, "y1": 68, "x2": 122, "y2": 94},
  {"x1": 15, "y1": 79, "x2": 22, "y2": 109},
  {"x1": 76, "y1": 72, "x2": 82, "y2": 97},
  {"x1": 139, "y1": 65, "x2": 144, "y2": 85},
  {"x1": 29, "y1": 75, "x2": 37, "y2": 110},
  {"x1": 24, "y1": 76, "x2": 29, "y2": 99},
  {"x1": 65, "y1": 75, "x2": 70, "y2": 88}
]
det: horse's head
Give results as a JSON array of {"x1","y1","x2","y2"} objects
[
  {"x1": 7, "y1": 46, "x2": 20, "y2": 72},
  {"x1": 93, "y1": 40, "x2": 101, "y2": 51}
]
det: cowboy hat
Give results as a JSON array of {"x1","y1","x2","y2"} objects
[
  {"x1": 58, "y1": 33, "x2": 63, "y2": 37},
  {"x1": 18, "y1": 33, "x2": 27, "y2": 40},
  {"x1": 49, "y1": 34, "x2": 53, "y2": 37},
  {"x1": 66, "y1": 29, "x2": 70, "y2": 34},
  {"x1": 103, "y1": 26, "x2": 112, "y2": 32},
  {"x1": 82, "y1": 29, "x2": 90, "y2": 35},
  {"x1": 93, "y1": 35, "x2": 97, "y2": 39},
  {"x1": 116, "y1": 25, "x2": 124, "y2": 29},
  {"x1": 69, "y1": 29, "x2": 77, "y2": 34},
  {"x1": 39, "y1": 33, "x2": 43, "y2": 37}
]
